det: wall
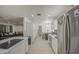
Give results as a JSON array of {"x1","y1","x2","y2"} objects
[
  {"x1": 53, "y1": 19, "x2": 57, "y2": 30},
  {"x1": 32, "y1": 23, "x2": 39, "y2": 40},
  {"x1": 26, "y1": 21, "x2": 38, "y2": 42},
  {"x1": 23, "y1": 17, "x2": 40, "y2": 43},
  {"x1": 23, "y1": 17, "x2": 34, "y2": 43}
]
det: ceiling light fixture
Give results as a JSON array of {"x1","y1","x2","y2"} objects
[{"x1": 32, "y1": 15, "x2": 34, "y2": 17}]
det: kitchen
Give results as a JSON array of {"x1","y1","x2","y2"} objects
[{"x1": 0, "y1": 5, "x2": 79, "y2": 54}]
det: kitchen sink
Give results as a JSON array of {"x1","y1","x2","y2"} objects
[{"x1": 0, "y1": 39, "x2": 23, "y2": 49}]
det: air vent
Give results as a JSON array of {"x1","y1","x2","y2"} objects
[{"x1": 37, "y1": 13, "x2": 41, "y2": 16}]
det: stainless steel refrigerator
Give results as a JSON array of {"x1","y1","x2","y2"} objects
[{"x1": 57, "y1": 6, "x2": 79, "y2": 54}]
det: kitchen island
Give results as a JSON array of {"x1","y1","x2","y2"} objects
[{"x1": 0, "y1": 36, "x2": 28, "y2": 54}]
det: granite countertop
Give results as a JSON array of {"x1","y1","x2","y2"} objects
[
  {"x1": 0, "y1": 35, "x2": 23, "y2": 41},
  {"x1": 0, "y1": 36, "x2": 24, "y2": 44},
  {"x1": 0, "y1": 36, "x2": 28, "y2": 54},
  {"x1": 49, "y1": 34, "x2": 58, "y2": 40},
  {"x1": 0, "y1": 38, "x2": 25, "y2": 54}
]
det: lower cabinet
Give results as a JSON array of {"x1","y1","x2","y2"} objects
[{"x1": 48, "y1": 35, "x2": 58, "y2": 54}]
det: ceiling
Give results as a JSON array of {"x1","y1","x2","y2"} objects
[{"x1": 0, "y1": 5, "x2": 73, "y2": 25}]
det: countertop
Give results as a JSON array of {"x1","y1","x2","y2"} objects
[
  {"x1": 0, "y1": 36, "x2": 26, "y2": 54},
  {"x1": 48, "y1": 34, "x2": 58, "y2": 40},
  {"x1": 0, "y1": 36, "x2": 23, "y2": 44}
]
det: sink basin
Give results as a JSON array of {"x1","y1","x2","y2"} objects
[{"x1": 0, "y1": 39, "x2": 23, "y2": 49}]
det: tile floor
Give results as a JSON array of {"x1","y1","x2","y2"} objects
[{"x1": 27, "y1": 36, "x2": 54, "y2": 54}]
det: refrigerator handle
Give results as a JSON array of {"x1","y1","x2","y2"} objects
[
  {"x1": 67, "y1": 16, "x2": 70, "y2": 54},
  {"x1": 66, "y1": 15, "x2": 70, "y2": 54},
  {"x1": 65, "y1": 17, "x2": 68, "y2": 53},
  {"x1": 65, "y1": 15, "x2": 70, "y2": 54}
]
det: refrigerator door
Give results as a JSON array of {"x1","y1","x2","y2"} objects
[
  {"x1": 57, "y1": 15, "x2": 66, "y2": 54},
  {"x1": 63, "y1": 14, "x2": 70, "y2": 54},
  {"x1": 67, "y1": 6, "x2": 79, "y2": 54}
]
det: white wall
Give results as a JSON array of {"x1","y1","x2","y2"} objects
[
  {"x1": 23, "y1": 17, "x2": 34, "y2": 42},
  {"x1": 25, "y1": 20, "x2": 33, "y2": 37},
  {"x1": 32, "y1": 23, "x2": 39, "y2": 40},
  {"x1": 26, "y1": 21, "x2": 38, "y2": 42},
  {"x1": 23, "y1": 17, "x2": 40, "y2": 43},
  {"x1": 31, "y1": 24, "x2": 36, "y2": 41},
  {"x1": 53, "y1": 19, "x2": 57, "y2": 30}
]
